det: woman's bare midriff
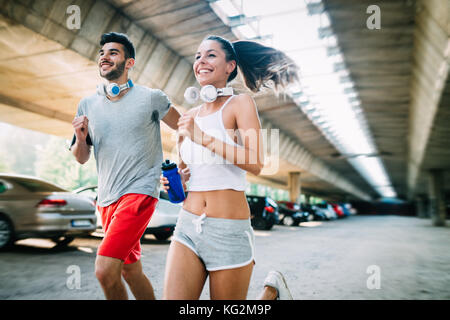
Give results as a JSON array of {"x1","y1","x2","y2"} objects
[{"x1": 182, "y1": 189, "x2": 250, "y2": 219}]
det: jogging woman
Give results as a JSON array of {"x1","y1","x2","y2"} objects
[{"x1": 161, "y1": 35, "x2": 299, "y2": 300}]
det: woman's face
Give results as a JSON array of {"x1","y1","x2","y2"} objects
[{"x1": 193, "y1": 40, "x2": 236, "y2": 88}]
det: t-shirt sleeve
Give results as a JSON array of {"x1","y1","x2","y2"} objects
[
  {"x1": 152, "y1": 89, "x2": 171, "y2": 121},
  {"x1": 69, "y1": 100, "x2": 93, "y2": 150}
]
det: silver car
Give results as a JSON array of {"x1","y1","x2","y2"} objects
[{"x1": 0, "y1": 174, "x2": 97, "y2": 249}]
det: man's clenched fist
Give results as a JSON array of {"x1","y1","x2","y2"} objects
[{"x1": 72, "y1": 115, "x2": 89, "y2": 142}]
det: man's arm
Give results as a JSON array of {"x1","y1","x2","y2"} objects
[
  {"x1": 71, "y1": 116, "x2": 91, "y2": 164},
  {"x1": 161, "y1": 105, "x2": 182, "y2": 130}
]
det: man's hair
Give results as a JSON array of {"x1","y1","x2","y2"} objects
[{"x1": 100, "y1": 32, "x2": 135, "y2": 59}]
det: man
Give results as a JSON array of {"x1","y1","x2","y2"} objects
[{"x1": 70, "y1": 32, "x2": 181, "y2": 300}]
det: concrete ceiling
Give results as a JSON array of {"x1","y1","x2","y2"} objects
[{"x1": 0, "y1": 0, "x2": 448, "y2": 202}]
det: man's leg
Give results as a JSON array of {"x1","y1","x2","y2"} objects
[
  {"x1": 95, "y1": 255, "x2": 128, "y2": 300},
  {"x1": 122, "y1": 259, "x2": 155, "y2": 300}
]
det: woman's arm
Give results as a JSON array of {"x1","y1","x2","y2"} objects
[{"x1": 178, "y1": 95, "x2": 264, "y2": 176}]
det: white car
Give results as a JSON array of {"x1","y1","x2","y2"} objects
[
  {"x1": 314, "y1": 203, "x2": 338, "y2": 220},
  {"x1": 73, "y1": 187, "x2": 180, "y2": 240}
]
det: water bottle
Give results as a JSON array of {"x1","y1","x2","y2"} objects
[{"x1": 161, "y1": 159, "x2": 186, "y2": 203}]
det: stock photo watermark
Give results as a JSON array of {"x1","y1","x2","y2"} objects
[
  {"x1": 169, "y1": 128, "x2": 281, "y2": 174},
  {"x1": 66, "y1": 265, "x2": 81, "y2": 290},
  {"x1": 366, "y1": 265, "x2": 381, "y2": 290},
  {"x1": 66, "y1": 5, "x2": 81, "y2": 30},
  {"x1": 366, "y1": 5, "x2": 381, "y2": 30}
]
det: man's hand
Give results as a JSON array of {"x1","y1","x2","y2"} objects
[
  {"x1": 72, "y1": 116, "x2": 89, "y2": 142},
  {"x1": 71, "y1": 115, "x2": 91, "y2": 164}
]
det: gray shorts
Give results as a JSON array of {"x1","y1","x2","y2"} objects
[{"x1": 172, "y1": 208, "x2": 256, "y2": 271}]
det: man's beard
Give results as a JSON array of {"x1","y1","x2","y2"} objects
[{"x1": 100, "y1": 60, "x2": 126, "y2": 81}]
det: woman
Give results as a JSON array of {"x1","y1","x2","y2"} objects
[{"x1": 161, "y1": 35, "x2": 299, "y2": 300}]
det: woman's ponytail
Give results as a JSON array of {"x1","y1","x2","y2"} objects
[
  {"x1": 232, "y1": 40, "x2": 299, "y2": 93},
  {"x1": 204, "y1": 35, "x2": 299, "y2": 93}
]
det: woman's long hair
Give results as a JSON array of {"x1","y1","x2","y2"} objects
[{"x1": 205, "y1": 35, "x2": 299, "y2": 93}]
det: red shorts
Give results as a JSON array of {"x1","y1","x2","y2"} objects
[{"x1": 97, "y1": 193, "x2": 158, "y2": 264}]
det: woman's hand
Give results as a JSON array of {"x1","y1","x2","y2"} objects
[
  {"x1": 177, "y1": 113, "x2": 204, "y2": 145},
  {"x1": 160, "y1": 175, "x2": 169, "y2": 192},
  {"x1": 179, "y1": 167, "x2": 190, "y2": 191},
  {"x1": 160, "y1": 167, "x2": 190, "y2": 192}
]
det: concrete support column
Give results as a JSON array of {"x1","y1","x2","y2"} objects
[
  {"x1": 428, "y1": 170, "x2": 446, "y2": 226},
  {"x1": 288, "y1": 172, "x2": 301, "y2": 203},
  {"x1": 305, "y1": 194, "x2": 311, "y2": 205},
  {"x1": 415, "y1": 196, "x2": 428, "y2": 218}
]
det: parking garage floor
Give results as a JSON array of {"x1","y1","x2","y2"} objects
[{"x1": 0, "y1": 215, "x2": 449, "y2": 300}]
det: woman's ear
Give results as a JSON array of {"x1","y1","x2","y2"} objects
[{"x1": 226, "y1": 60, "x2": 237, "y2": 75}]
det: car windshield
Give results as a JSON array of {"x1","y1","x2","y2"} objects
[
  {"x1": 266, "y1": 198, "x2": 277, "y2": 208},
  {"x1": 77, "y1": 188, "x2": 97, "y2": 199},
  {"x1": 7, "y1": 177, "x2": 66, "y2": 192}
]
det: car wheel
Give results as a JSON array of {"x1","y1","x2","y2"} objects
[
  {"x1": 51, "y1": 236, "x2": 75, "y2": 246},
  {"x1": 154, "y1": 232, "x2": 173, "y2": 241},
  {"x1": 252, "y1": 218, "x2": 267, "y2": 230},
  {"x1": 264, "y1": 221, "x2": 274, "y2": 230},
  {"x1": 282, "y1": 216, "x2": 295, "y2": 226},
  {"x1": 0, "y1": 215, "x2": 14, "y2": 250}
]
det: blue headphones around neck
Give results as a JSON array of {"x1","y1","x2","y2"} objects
[{"x1": 97, "y1": 79, "x2": 134, "y2": 97}]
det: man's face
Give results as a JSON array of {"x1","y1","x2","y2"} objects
[{"x1": 98, "y1": 42, "x2": 128, "y2": 81}]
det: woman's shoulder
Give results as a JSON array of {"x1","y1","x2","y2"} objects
[
  {"x1": 233, "y1": 93, "x2": 255, "y2": 104},
  {"x1": 229, "y1": 93, "x2": 257, "y2": 113}
]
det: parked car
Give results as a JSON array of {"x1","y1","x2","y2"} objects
[
  {"x1": 276, "y1": 201, "x2": 312, "y2": 226},
  {"x1": 342, "y1": 203, "x2": 357, "y2": 215},
  {"x1": 314, "y1": 203, "x2": 337, "y2": 220},
  {"x1": 0, "y1": 174, "x2": 97, "y2": 249},
  {"x1": 331, "y1": 203, "x2": 345, "y2": 218},
  {"x1": 74, "y1": 186, "x2": 180, "y2": 240},
  {"x1": 300, "y1": 203, "x2": 326, "y2": 221},
  {"x1": 246, "y1": 195, "x2": 279, "y2": 230},
  {"x1": 339, "y1": 203, "x2": 351, "y2": 216}
]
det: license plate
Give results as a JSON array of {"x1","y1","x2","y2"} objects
[{"x1": 71, "y1": 220, "x2": 92, "y2": 227}]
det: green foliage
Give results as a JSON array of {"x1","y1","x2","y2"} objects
[
  {"x1": 0, "y1": 123, "x2": 97, "y2": 191},
  {"x1": 35, "y1": 137, "x2": 97, "y2": 190}
]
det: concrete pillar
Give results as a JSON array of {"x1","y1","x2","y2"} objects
[
  {"x1": 428, "y1": 170, "x2": 446, "y2": 226},
  {"x1": 415, "y1": 196, "x2": 428, "y2": 218},
  {"x1": 288, "y1": 172, "x2": 301, "y2": 203},
  {"x1": 305, "y1": 194, "x2": 311, "y2": 204}
]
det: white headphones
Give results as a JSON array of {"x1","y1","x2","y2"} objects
[
  {"x1": 97, "y1": 79, "x2": 134, "y2": 97},
  {"x1": 184, "y1": 85, "x2": 234, "y2": 104}
]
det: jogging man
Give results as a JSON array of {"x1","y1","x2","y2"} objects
[{"x1": 70, "y1": 32, "x2": 181, "y2": 300}]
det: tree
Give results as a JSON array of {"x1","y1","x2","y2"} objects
[{"x1": 35, "y1": 137, "x2": 97, "y2": 190}]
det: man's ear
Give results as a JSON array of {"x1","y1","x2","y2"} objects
[{"x1": 126, "y1": 58, "x2": 135, "y2": 70}]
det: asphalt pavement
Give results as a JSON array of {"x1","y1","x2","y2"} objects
[{"x1": 1, "y1": 215, "x2": 449, "y2": 300}]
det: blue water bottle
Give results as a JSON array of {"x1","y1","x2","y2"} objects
[{"x1": 161, "y1": 159, "x2": 186, "y2": 203}]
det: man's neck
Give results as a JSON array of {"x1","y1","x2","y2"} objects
[{"x1": 107, "y1": 74, "x2": 128, "y2": 85}]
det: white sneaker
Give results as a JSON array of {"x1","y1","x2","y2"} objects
[{"x1": 263, "y1": 270, "x2": 293, "y2": 300}]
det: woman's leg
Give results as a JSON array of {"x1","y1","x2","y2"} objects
[
  {"x1": 163, "y1": 241, "x2": 208, "y2": 300},
  {"x1": 208, "y1": 262, "x2": 254, "y2": 300}
]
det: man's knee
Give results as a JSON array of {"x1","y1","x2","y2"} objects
[
  {"x1": 95, "y1": 256, "x2": 122, "y2": 288},
  {"x1": 121, "y1": 262, "x2": 143, "y2": 283}
]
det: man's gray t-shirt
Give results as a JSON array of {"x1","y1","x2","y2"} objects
[{"x1": 72, "y1": 85, "x2": 171, "y2": 207}]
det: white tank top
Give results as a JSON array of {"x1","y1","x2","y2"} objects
[{"x1": 179, "y1": 96, "x2": 247, "y2": 192}]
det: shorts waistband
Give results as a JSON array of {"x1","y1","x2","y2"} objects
[{"x1": 179, "y1": 208, "x2": 251, "y2": 228}]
